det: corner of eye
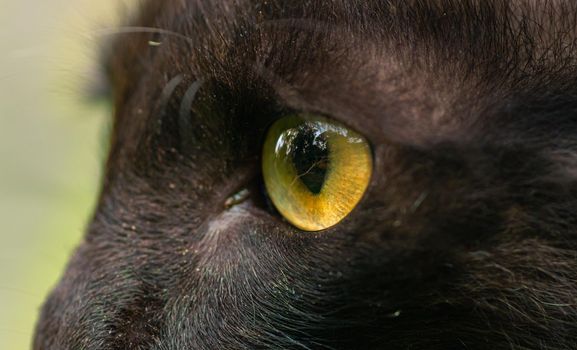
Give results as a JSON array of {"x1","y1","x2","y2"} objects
[{"x1": 224, "y1": 188, "x2": 251, "y2": 209}]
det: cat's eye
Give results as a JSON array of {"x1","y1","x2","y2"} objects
[{"x1": 262, "y1": 114, "x2": 373, "y2": 231}]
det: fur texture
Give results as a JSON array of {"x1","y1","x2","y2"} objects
[{"x1": 35, "y1": 1, "x2": 577, "y2": 349}]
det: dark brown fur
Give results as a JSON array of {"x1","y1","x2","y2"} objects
[{"x1": 35, "y1": 1, "x2": 577, "y2": 349}]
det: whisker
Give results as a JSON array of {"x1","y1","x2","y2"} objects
[
  {"x1": 179, "y1": 79, "x2": 205, "y2": 150},
  {"x1": 90, "y1": 26, "x2": 194, "y2": 44},
  {"x1": 0, "y1": 286, "x2": 43, "y2": 299}
]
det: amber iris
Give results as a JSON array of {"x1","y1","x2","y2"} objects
[{"x1": 262, "y1": 114, "x2": 373, "y2": 231}]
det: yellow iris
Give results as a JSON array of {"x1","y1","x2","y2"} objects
[{"x1": 262, "y1": 114, "x2": 373, "y2": 231}]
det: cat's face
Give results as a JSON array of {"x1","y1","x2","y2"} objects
[{"x1": 34, "y1": 1, "x2": 577, "y2": 349}]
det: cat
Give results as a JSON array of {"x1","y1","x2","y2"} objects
[{"x1": 34, "y1": 1, "x2": 577, "y2": 349}]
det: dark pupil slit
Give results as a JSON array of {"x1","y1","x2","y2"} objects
[{"x1": 291, "y1": 124, "x2": 330, "y2": 194}]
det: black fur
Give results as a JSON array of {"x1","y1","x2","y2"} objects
[{"x1": 35, "y1": 1, "x2": 577, "y2": 349}]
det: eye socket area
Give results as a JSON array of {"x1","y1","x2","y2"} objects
[{"x1": 262, "y1": 114, "x2": 373, "y2": 231}]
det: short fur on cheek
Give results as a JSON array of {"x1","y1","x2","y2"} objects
[{"x1": 34, "y1": 0, "x2": 577, "y2": 349}]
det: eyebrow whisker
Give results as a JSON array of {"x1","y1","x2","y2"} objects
[
  {"x1": 90, "y1": 26, "x2": 195, "y2": 44},
  {"x1": 179, "y1": 79, "x2": 205, "y2": 150}
]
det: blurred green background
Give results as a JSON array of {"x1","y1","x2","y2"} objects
[{"x1": 0, "y1": 0, "x2": 118, "y2": 348}]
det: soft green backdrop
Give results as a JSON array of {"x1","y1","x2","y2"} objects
[{"x1": 0, "y1": 1, "x2": 119, "y2": 348}]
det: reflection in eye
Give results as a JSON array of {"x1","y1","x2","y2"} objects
[{"x1": 262, "y1": 114, "x2": 373, "y2": 231}]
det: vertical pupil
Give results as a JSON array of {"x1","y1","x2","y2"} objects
[{"x1": 291, "y1": 124, "x2": 330, "y2": 194}]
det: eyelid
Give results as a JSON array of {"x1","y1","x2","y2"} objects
[{"x1": 268, "y1": 90, "x2": 375, "y2": 145}]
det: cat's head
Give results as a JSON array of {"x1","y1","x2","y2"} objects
[{"x1": 35, "y1": 1, "x2": 577, "y2": 348}]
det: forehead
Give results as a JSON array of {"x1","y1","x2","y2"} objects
[{"x1": 107, "y1": 0, "x2": 577, "y2": 145}]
